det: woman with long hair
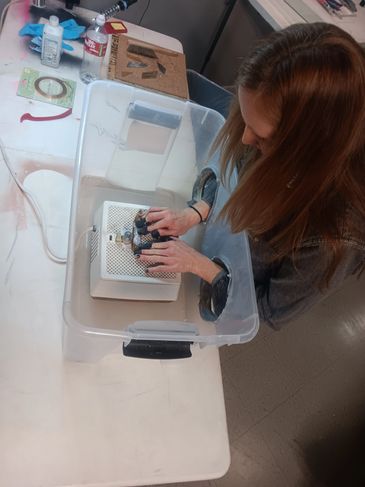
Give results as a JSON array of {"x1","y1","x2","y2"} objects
[{"x1": 136, "y1": 22, "x2": 365, "y2": 328}]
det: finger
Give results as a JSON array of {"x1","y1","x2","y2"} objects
[
  {"x1": 146, "y1": 209, "x2": 169, "y2": 223},
  {"x1": 138, "y1": 254, "x2": 170, "y2": 264},
  {"x1": 145, "y1": 265, "x2": 176, "y2": 274},
  {"x1": 154, "y1": 228, "x2": 173, "y2": 237},
  {"x1": 146, "y1": 220, "x2": 167, "y2": 231},
  {"x1": 150, "y1": 241, "x2": 173, "y2": 249},
  {"x1": 146, "y1": 220, "x2": 174, "y2": 233},
  {"x1": 147, "y1": 225, "x2": 173, "y2": 236},
  {"x1": 147, "y1": 207, "x2": 167, "y2": 213},
  {"x1": 139, "y1": 249, "x2": 168, "y2": 256}
]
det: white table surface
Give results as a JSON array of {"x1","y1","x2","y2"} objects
[
  {"x1": 248, "y1": 0, "x2": 365, "y2": 44},
  {"x1": 0, "y1": 2, "x2": 230, "y2": 486}
]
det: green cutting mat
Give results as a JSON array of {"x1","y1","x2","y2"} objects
[{"x1": 17, "y1": 67, "x2": 76, "y2": 108}]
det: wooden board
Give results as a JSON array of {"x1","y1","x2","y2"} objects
[{"x1": 108, "y1": 34, "x2": 189, "y2": 100}]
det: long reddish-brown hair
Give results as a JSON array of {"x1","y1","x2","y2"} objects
[{"x1": 214, "y1": 23, "x2": 365, "y2": 286}]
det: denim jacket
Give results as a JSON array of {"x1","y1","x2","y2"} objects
[{"x1": 249, "y1": 229, "x2": 365, "y2": 329}]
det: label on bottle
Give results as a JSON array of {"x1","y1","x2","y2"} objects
[
  {"x1": 43, "y1": 39, "x2": 58, "y2": 62},
  {"x1": 84, "y1": 36, "x2": 107, "y2": 57},
  {"x1": 42, "y1": 37, "x2": 61, "y2": 68}
]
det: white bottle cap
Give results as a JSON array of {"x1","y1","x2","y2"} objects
[
  {"x1": 49, "y1": 15, "x2": 59, "y2": 26},
  {"x1": 95, "y1": 14, "x2": 106, "y2": 26}
]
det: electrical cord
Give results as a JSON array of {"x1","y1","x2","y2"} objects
[
  {"x1": 0, "y1": 136, "x2": 67, "y2": 264},
  {"x1": 0, "y1": 0, "x2": 22, "y2": 36},
  {"x1": 138, "y1": 0, "x2": 151, "y2": 25},
  {"x1": 75, "y1": 225, "x2": 96, "y2": 251}
]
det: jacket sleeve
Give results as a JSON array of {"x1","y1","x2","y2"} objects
[{"x1": 256, "y1": 244, "x2": 364, "y2": 329}]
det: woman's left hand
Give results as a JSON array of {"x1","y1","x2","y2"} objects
[{"x1": 137, "y1": 238, "x2": 222, "y2": 283}]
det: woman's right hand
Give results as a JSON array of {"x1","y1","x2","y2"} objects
[{"x1": 146, "y1": 207, "x2": 200, "y2": 237}]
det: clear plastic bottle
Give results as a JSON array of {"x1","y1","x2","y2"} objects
[
  {"x1": 41, "y1": 15, "x2": 63, "y2": 68},
  {"x1": 80, "y1": 14, "x2": 108, "y2": 84}
]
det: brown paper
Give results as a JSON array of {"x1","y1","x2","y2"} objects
[{"x1": 108, "y1": 34, "x2": 189, "y2": 100}]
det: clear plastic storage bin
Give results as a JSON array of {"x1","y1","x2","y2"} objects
[{"x1": 63, "y1": 80, "x2": 259, "y2": 362}]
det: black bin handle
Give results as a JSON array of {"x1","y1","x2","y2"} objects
[{"x1": 123, "y1": 339, "x2": 192, "y2": 360}]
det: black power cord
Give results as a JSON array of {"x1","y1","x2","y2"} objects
[
  {"x1": 138, "y1": 0, "x2": 151, "y2": 24},
  {"x1": 200, "y1": 0, "x2": 237, "y2": 74}
]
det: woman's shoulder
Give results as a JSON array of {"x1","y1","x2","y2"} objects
[
  {"x1": 343, "y1": 206, "x2": 365, "y2": 246},
  {"x1": 302, "y1": 206, "x2": 365, "y2": 251}
]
